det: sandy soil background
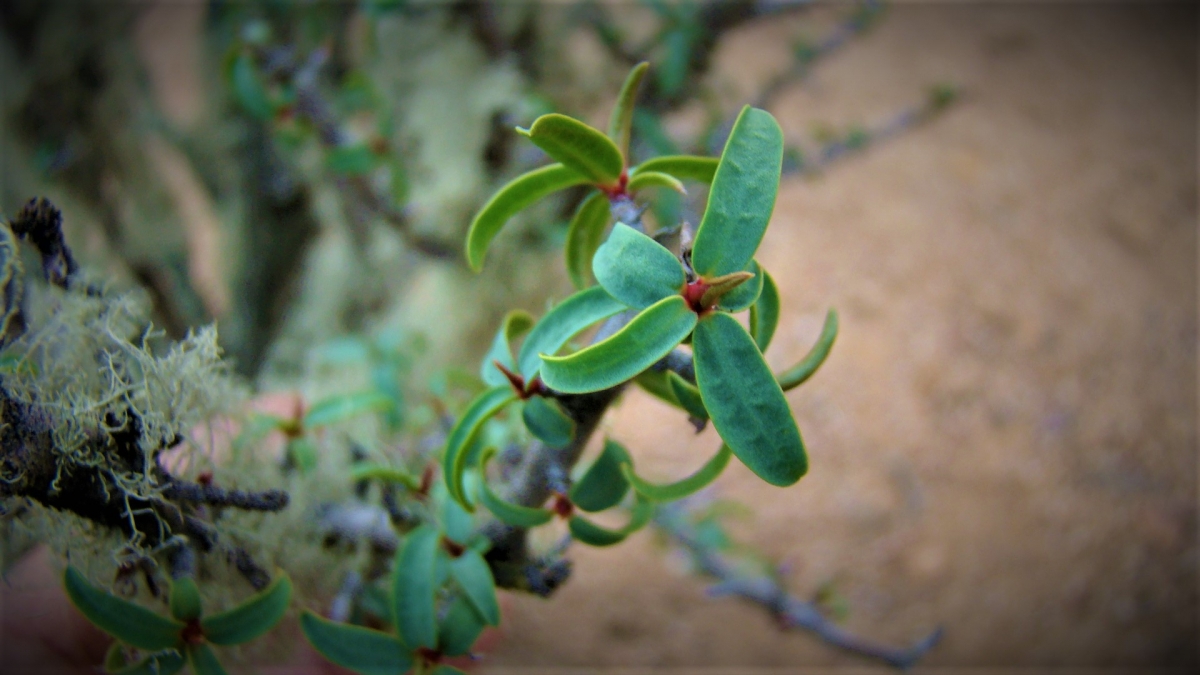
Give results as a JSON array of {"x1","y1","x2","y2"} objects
[{"x1": 485, "y1": 4, "x2": 1198, "y2": 671}]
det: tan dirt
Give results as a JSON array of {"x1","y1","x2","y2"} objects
[{"x1": 485, "y1": 4, "x2": 1197, "y2": 670}]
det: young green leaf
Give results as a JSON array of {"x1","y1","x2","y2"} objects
[
  {"x1": 666, "y1": 372, "x2": 707, "y2": 421},
  {"x1": 480, "y1": 310, "x2": 534, "y2": 387},
  {"x1": 106, "y1": 648, "x2": 186, "y2": 675},
  {"x1": 466, "y1": 163, "x2": 589, "y2": 271},
  {"x1": 349, "y1": 464, "x2": 422, "y2": 491},
  {"x1": 437, "y1": 595, "x2": 487, "y2": 658},
  {"x1": 608, "y1": 62, "x2": 649, "y2": 160},
  {"x1": 304, "y1": 391, "x2": 394, "y2": 429},
  {"x1": 300, "y1": 611, "x2": 413, "y2": 675},
  {"x1": 442, "y1": 386, "x2": 518, "y2": 509},
  {"x1": 564, "y1": 191, "x2": 610, "y2": 290},
  {"x1": 517, "y1": 114, "x2": 624, "y2": 186},
  {"x1": 516, "y1": 285, "x2": 626, "y2": 380},
  {"x1": 568, "y1": 496, "x2": 654, "y2": 547},
  {"x1": 448, "y1": 549, "x2": 500, "y2": 626},
  {"x1": 593, "y1": 223, "x2": 684, "y2": 309},
  {"x1": 477, "y1": 447, "x2": 555, "y2": 528},
  {"x1": 63, "y1": 566, "x2": 183, "y2": 651},
  {"x1": 715, "y1": 260, "x2": 763, "y2": 312},
  {"x1": 777, "y1": 308, "x2": 838, "y2": 391},
  {"x1": 568, "y1": 439, "x2": 631, "y2": 513},
  {"x1": 393, "y1": 524, "x2": 440, "y2": 650},
  {"x1": 521, "y1": 396, "x2": 574, "y2": 449},
  {"x1": 168, "y1": 577, "x2": 202, "y2": 622},
  {"x1": 622, "y1": 443, "x2": 731, "y2": 502},
  {"x1": 627, "y1": 170, "x2": 685, "y2": 195},
  {"x1": 539, "y1": 296, "x2": 697, "y2": 394},
  {"x1": 631, "y1": 155, "x2": 718, "y2": 184},
  {"x1": 691, "y1": 106, "x2": 784, "y2": 279},
  {"x1": 200, "y1": 571, "x2": 292, "y2": 646},
  {"x1": 748, "y1": 269, "x2": 780, "y2": 353},
  {"x1": 693, "y1": 312, "x2": 806, "y2": 486},
  {"x1": 185, "y1": 643, "x2": 228, "y2": 675}
]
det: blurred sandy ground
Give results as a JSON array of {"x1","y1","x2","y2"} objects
[{"x1": 484, "y1": 3, "x2": 1197, "y2": 670}]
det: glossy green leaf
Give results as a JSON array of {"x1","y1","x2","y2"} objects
[
  {"x1": 569, "y1": 439, "x2": 631, "y2": 513},
  {"x1": 185, "y1": 644, "x2": 228, "y2": 675},
  {"x1": 539, "y1": 296, "x2": 697, "y2": 394},
  {"x1": 201, "y1": 571, "x2": 292, "y2": 646},
  {"x1": 466, "y1": 163, "x2": 589, "y2": 271},
  {"x1": 437, "y1": 594, "x2": 487, "y2": 658},
  {"x1": 608, "y1": 62, "x2": 649, "y2": 160},
  {"x1": 691, "y1": 107, "x2": 784, "y2": 278},
  {"x1": 63, "y1": 566, "x2": 182, "y2": 651},
  {"x1": 349, "y1": 464, "x2": 421, "y2": 491},
  {"x1": 777, "y1": 308, "x2": 838, "y2": 391},
  {"x1": 666, "y1": 372, "x2": 707, "y2": 421},
  {"x1": 622, "y1": 443, "x2": 731, "y2": 502},
  {"x1": 325, "y1": 144, "x2": 377, "y2": 176},
  {"x1": 568, "y1": 496, "x2": 654, "y2": 547},
  {"x1": 300, "y1": 611, "x2": 412, "y2": 675},
  {"x1": 564, "y1": 191, "x2": 610, "y2": 290},
  {"x1": 477, "y1": 447, "x2": 554, "y2": 528},
  {"x1": 749, "y1": 269, "x2": 780, "y2": 353},
  {"x1": 517, "y1": 285, "x2": 626, "y2": 380},
  {"x1": 442, "y1": 386, "x2": 517, "y2": 509},
  {"x1": 716, "y1": 260, "x2": 762, "y2": 312},
  {"x1": 481, "y1": 310, "x2": 534, "y2": 387},
  {"x1": 631, "y1": 155, "x2": 718, "y2": 184},
  {"x1": 449, "y1": 549, "x2": 500, "y2": 626},
  {"x1": 693, "y1": 312, "x2": 806, "y2": 486},
  {"x1": 627, "y1": 170, "x2": 685, "y2": 195},
  {"x1": 104, "y1": 645, "x2": 185, "y2": 675},
  {"x1": 304, "y1": 391, "x2": 394, "y2": 429},
  {"x1": 168, "y1": 577, "x2": 202, "y2": 622},
  {"x1": 393, "y1": 524, "x2": 439, "y2": 650},
  {"x1": 231, "y1": 53, "x2": 274, "y2": 122},
  {"x1": 517, "y1": 114, "x2": 624, "y2": 186},
  {"x1": 522, "y1": 396, "x2": 574, "y2": 448},
  {"x1": 593, "y1": 223, "x2": 684, "y2": 310},
  {"x1": 634, "y1": 369, "x2": 680, "y2": 407}
]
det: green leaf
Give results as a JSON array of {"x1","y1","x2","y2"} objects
[
  {"x1": 749, "y1": 269, "x2": 780, "y2": 353},
  {"x1": 608, "y1": 62, "x2": 649, "y2": 160},
  {"x1": 521, "y1": 396, "x2": 574, "y2": 448},
  {"x1": 516, "y1": 285, "x2": 626, "y2": 380},
  {"x1": 300, "y1": 611, "x2": 412, "y2": 675},
  {"x1": 717, "y1": 260, "x2": 762, "y2": 312},
  {"x1": 325, "y1": 144, "x2": 377, "y2": 176},
  {"x1": 168, "y1": 577, "x2": 202, "y2": 622},
  {"x1": 517, "y1": 114, "x2": 624, "y2": 186},
  {"x1": 466, "y1": 163, "x2": 589, "y2": 271},
  {"x1": 631, "y1": 155, "x2": 718, "y2": 183},
  {"x1": 231, "y1": 53, "x2": 274, "y2": 122},
  {"x1": 481, "y1": 310, "x2": 534, "y2": 387},
  {"x1": 691, "y1": 106, "x2": 784, "y2": 279},
  {"x1": 634, "y1": 369, "x2": 680, "y2": 407},
  {"x1": 658, "y1": 27, "x2": 695, "y2": 97},
  {"x1": 627, "y1": 170, "x2": 685, "y2": 195},
  {"x1": 622, "y1": 443, "x2": 731, "y2": 502},
  {"x1": 349, "y1": 464, "x2": 422, "y2": 491},
  {"x1": 441, "y1": 483, "x2": 476, "y2": 545},
  {"x1": 693, "y1": 312, "x2": 806, "y2": 486},
  {"x1": 442, "y1": 386, "x2": 517, "y2": 509},
  {"x1": 564, "y1": 191, "x2": 610, "y2": 290},
  {"x1": 393, "y1": 524, "x2": 440, "y2": 650},
  {"x1": 777, "y1": 308, "x2": 838, "y2": 391},
  {"x1": 477, "y1": 447, "x2": 554, "y2": 528},
  {"x1": 666, "y1": 371, "x2": 707, "y2": 420},
  {"x1": 431, "y1": 665, "x2": 471, "y2": 675},
  {"x1": 568, "y1": 496, "x2": 654, "y2": 547},
  {"x1": 449, "y1": 549, "x2": 500, "y2": 626},
  {"x1": 285, "y1": 436, "x2": 318, "y2": 473},
  {"x1": 592, "y1": 223, "x2": 684, "y2": 309},
  {"x1": 539, "y1": 295, "x2": 697, "y2": 394},
  {"x1": 304, "y1": 391, "x2": 394, "y2": 429},
  {"x1": 63, "y1": 566, "x2": 182, "y2": 651},
  {"x1": 569, "y1": 439, "x2": 631, "y2": 513},
  {"x1": 437, "y1": 595, "x2": 487, "y2": 658},
  {"x1": 185, "y1": 644, "x2": 228, "y2": 675},
  {"x1": 200, "y1": 571, "x2": 292, "y2": 646},
  {"x1": 104, "y1": 646, "x2": 185, "y2": 675}
]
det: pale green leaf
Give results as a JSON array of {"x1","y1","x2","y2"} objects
[
  {"x1": 716, "y1": 260, "x2": 762, "y2": 312},
  {"x1": 593, "y1": 223, "x2": 684, "y2": 309},
  {"x1": 608, "y1": 62, "x2": 649, "y2": 160},
  {"x1": 466, "y1": 164, "x2": 589, "y2": 271},
  {"x1": 517, "y1": 286, "x2": 626, "y2": 381},
  {"x1": 442, "y1": 386, "x2": 518, "y2": 509},
  {"x1": 627, "y1": 170, "x2": 685, "y2": 195},
  {"x1": 564, "y1": 191, "x2": 610, "y2": 290},
  {"x1": 631, "y1": 155, "x2": 718, "y2": 184},
  {"x1": 517, "y1": 114, "x2": 624, "y2": 186}
]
